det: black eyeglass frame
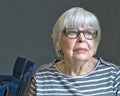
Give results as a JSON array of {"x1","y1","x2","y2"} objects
[{"x1": 63, "y1": 28, "x2": 98, "y2": 40}]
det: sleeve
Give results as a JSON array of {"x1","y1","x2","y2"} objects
[
  {"x1": 114, "y1": 69, "x2": 120, "y2": 96},
  {"x1": 27, "y1": 76, "x2": 37, "y2": 96},
  {"x1": 117, "y1": 72, "x2": 120, "y2": 95}
]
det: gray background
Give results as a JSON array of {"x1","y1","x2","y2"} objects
[{"x1": 0, "y1": 0, "x2": 120, "y2": 75}]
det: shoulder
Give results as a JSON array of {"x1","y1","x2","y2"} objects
[
  {"x1": 99, "y1": 58, "x2": 120, "y2": 73},
  {"x1": 36, "y1": 61, "x2": 54, "y2": 72},
  {"x1": 35, "y1": 59, "x2": 61, "y2": 73}
]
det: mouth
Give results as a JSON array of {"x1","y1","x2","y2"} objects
[{"x1": 73, "y1": 48, "x2": 88, "y2": 53}]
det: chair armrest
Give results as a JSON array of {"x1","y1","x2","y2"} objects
[{"x1": 0, "y1": 75, "x2": 18, "y2": 82}]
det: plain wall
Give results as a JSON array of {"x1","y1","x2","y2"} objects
[{"x1": 0, "y1": 0, "x2": 120, "y2": 75}]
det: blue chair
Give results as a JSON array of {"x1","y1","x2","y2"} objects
[
  {"x1": 0, "y1": 57, "x2": 35, "y2": 96},
  {"x1": 18, "y1": 60, "x2": 35, "y2": 96},
  {"x1": 0, "y1": 84, "x2": 9, "y2": 96}
]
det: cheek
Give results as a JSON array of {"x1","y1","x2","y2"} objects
[
  {"x1": 88, "y1": 40, "x2": 95, "y2": 54},
  {"x1": 61, "y1": 39, "x2": 75, "y2": 51},
  {"x1": 88, "y1": 41, "x2": 94, "y2": 49},
  {"x1": 90, "y1": 40, "x2": 95, "y2": 49}
]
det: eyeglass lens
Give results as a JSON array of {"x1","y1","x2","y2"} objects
[{"x1": 64, "y1": 28, "x2": 97, "y2": 40}]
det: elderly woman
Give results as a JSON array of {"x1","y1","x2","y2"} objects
[{"x1": 28, "y1": 7, "x2": 120, "y2": 96}]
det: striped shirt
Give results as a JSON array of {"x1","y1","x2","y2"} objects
[{"x1": 28, "y1": 58, "x2": 120, "y2": 96}]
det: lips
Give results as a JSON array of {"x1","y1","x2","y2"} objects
[{"x1": 73, "y1": 48, "x2": 88, "y2": 53}]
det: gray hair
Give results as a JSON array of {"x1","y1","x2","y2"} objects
[{"x1": 52, "y1": 7, "x2": 101, "y2": 57}]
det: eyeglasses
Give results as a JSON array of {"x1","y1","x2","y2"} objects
[{"x1": 63, "y1": 28, "x2": 98, "y2": 40}]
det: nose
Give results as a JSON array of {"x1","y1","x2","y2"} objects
[{"x1": 77, "y1": 32, "x2": 85, "y2": 42}]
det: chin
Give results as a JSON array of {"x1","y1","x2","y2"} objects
[{"x1": 74, "y1": 55, "x2": 89, "y2": 61}]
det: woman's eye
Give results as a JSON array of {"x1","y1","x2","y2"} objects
[
  {"x1": 70, "y1": 30, "x2": 78, "y2": 34},
  {"x1": 85, "y1": 31, "x2": 92, "y2": 35},
  {"x1": 71, "y1": 31, "x2": 77, "y2": 34},
  {"x1": 66, "y1": 30, "x2": 75, "y2": 34}
]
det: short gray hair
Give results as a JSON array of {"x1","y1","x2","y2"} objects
[{"x1": 52, "y1": 7, "x2": 101, "y2": 57}]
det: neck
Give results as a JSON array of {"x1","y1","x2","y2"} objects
[{"x1": 56, "y1": 57, "x2": 98, "y2": 76}]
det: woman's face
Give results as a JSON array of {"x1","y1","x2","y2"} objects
[{"x1": 59, "y1": 26, "x2": 95, "y2": 61}]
